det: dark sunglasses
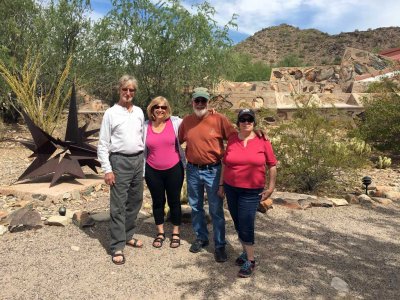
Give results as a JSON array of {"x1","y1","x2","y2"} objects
[
  {"x1": 239, "y1": 117, "x2": 254, "y2": 123},
  {"x1": 193, "y1": 98, "x2": 208, "y2": 104},
  {"x1": 121, "y1": 88, "x2": 136, "y2": 93},
  {"x1": 153, "y1": 105, "x2": 167, "y2": 110}
]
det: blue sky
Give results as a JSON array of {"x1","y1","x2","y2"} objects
[{"x1": 90, "y1": 0, "x2": 400, "y2": 44}]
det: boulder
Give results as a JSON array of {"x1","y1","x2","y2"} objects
[
  {"x1": 90, "y1": 211, "x2": 110, "y2": 222},
  {"x1": 310, "y1": 198, "x2": 333, "y2": 207},
  {"x1": 345, "y1": 194, "x2": 359, "y2": 204},
  {"x1": 371, "y1": 197, "x2": 393, "y2": 205},
  {"x1": 330, "y1": 198, "x2": 349, "y2": 207},
  {"x1": 72, "y1": 211, "x2": 95, "y2": 228},
  {"x1": 9, "y1": 207, "x2": 42, "y2": 231},
  {"x1": 383, "y1": 191, "x2": 400, "y2": 201},
  {"x1": 298, "y1": 198, "x2": 313, "y2": 209},
  {"x1": 316, "y1": 68, "x2": 335, "y2": 81},
  {"x1": 45, "y1": 215, "x2": 70, "y2": 226},
  {"x1": 358, "y1": 194, "x2": 376, "y2": 208}
]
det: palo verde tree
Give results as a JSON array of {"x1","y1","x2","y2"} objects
[{"x1": 90, "y1": 0, "x2": 236, "y2": 113}]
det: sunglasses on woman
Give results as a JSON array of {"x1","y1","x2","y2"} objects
[
  {"x1": 121, "y1": 88, "x2": 136, "y2": 93},
  {"x1": 239, "y1": 117, "x2": 254, "y2": 123},
  {"x1": 153, "y1": 105, "x2": 167, "y2": 110}
]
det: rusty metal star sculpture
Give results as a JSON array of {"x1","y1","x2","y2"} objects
[{"x1": 18, "y1": 83, "x2": 101, "y2": 187}]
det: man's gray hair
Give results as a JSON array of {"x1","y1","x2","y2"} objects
[{"x1": 118, "y1": 74, "x2": 138, "y2": 89}]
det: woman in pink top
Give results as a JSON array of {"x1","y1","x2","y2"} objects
[
  {"x1": 218, "y1": 109, "x2": 277, "y2": 278},
  {"x1": 144, "y1": 96, "x2": 186, "y2": 248}
]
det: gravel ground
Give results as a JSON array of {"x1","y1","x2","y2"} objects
[
  {"x1": 1, "y1": 203, "x2": 399, "y2": 299},
  {"x1": 1, "y1": 126, "x2": 400, "y2": 299}
]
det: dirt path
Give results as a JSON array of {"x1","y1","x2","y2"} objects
[
  {"x1": 0, "y1": 130, "x2": 399, "y2": 299},
  {"x1": 1, "y1": 203, "x2": 399, "y2": 299}
]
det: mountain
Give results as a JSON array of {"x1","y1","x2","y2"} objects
[{"x1": 234, "y1": 24, "x2": 400, "y2": 66}]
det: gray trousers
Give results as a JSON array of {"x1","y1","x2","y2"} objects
[{"x1": 109, "y1": 153, "x2": 144, "y2": 253}]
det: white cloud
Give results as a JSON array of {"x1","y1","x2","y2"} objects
[{"x1": 183, "y1": 0, "x2": 400, "y2": 36}]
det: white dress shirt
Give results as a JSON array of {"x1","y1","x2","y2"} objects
[{"x1": 97, "y1": 103, "x2": 144, "y2": 173}]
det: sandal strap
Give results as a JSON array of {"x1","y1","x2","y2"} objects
[
  {"x1": 171, "y1": 233, "x2": 180, "y2": 237},
  {"x1": 153, "y1": 237, "x2": 165, "y2": 242}
]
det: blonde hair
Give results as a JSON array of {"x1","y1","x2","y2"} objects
[
  {"x1": 146, "y1": 96, "x2": 172, "y2": 121},
  {"x1": 118, "y1": 74, "x2": 138, "y2": 90}
]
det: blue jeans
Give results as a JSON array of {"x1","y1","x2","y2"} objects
[
  {"x1": 224, "y1": 183, "x2": 263, "y2": 245},
  {"x1": 186, "y1": 163, "x2": 226, "y2": 248}
]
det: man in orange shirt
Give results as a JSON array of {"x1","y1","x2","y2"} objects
[{"x1": 178, "y1": 87, "x2": 236, "y2": 262}]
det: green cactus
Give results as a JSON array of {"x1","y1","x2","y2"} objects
[
  {"x1": 376, "y1": 156, "x2": 392, "y2": 169},
  {"x1": 349, "y1": 138, "x2": 372, "y2": 155}
]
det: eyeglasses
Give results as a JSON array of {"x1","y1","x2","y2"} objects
[
  {"x1": 193, "y1": 98, "x2": 208, "y2": 104},
  {"x1": 239, "y1": 117, "x2": 254, "y2": 123},
  {"x1": 121, "y1": 88, "x2": 136, "y2": 93},
  {"x1": 153, "y1": 105, "x2": 167, "y2": 110}
]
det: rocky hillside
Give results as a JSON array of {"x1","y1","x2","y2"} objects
[{"x1": 235, "y1": 24, "x2": 400, "y2": 66}]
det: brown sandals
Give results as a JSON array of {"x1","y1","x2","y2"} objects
[{"x1": 152, "y1": 233, "x2": 166, "y2": 248}]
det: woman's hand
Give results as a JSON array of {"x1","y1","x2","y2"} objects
[
  {"x1": 259, "y1": 188, "x2": 273, "y2": 201},
  {"x1": 217, "y1": 186, "x2": 225, "y2": 199}
]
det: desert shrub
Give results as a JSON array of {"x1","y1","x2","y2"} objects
[
  {"x1": 0, "y1": 51, "x2": 72, "y2": 133},
  {"x1": 270, "y1": 105, "x2": 368, "y2": 193},
  {"x1": 357, "y1": 78, "x2": 400, "y2": 152}
]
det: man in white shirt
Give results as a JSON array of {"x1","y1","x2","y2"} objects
[{"x1": 97, "y1": 75, "x2": 144, "y2": 265}]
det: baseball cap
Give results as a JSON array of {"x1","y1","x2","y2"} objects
[
  {"x1": 192, "y1": 87, "x2": 210, "y2": 100},
  {"x1": 237, "y1": 108, "x2": 256, "y2": 121}
]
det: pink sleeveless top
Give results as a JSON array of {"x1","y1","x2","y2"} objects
[{"x1": 146, "y1": 119, "x2": 180, "y2": 170}]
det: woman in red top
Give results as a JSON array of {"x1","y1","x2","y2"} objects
[{"x1": 218, "y1": 109, "x2": 277, "y2": 278}]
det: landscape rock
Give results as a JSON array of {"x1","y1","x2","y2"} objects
[
  {"x1": 298, "y1": 198, "x2": 313, "y2": 209},
  {"x1": 12, "y1": 200, "x2": 31, "y2": 208},
  {"x1": 0, "y1": 224, "x2": 7, "y2": 235},
  {"x1": 32, "y1": 194, "x2": 47, "y2": 201},
  {"x1": 71, "y1": 245, "x2": 80, "y2": 251},
  {"x1": 65, "y1": 209, "x2": 75, "y2": 219},
  {"x1": 310, "y1": 198, "x2": 333, "y2": 207},
  {"x1": 375, "y1": 185, "x2": 393, "y2": 192},
  {"x1": 274, "y1": 198, "x2": 302, "y2": 209},
  {"x1": 369, "y1": 190, "x2": 385, "y2": 197},
  {"x1": 90, "y1": 211, "x2": 110, "y2": 222},
  {"x1": 330, "y1": 198, "x2": 349, "y2": 207},
  {"x1": 345, "y1": 194, "x2": 359, "y2": 204},
  {"x1": 9, "y1": 207, "x2": 42, "y2": 230},
  {"x1": 383, "y1": 191, "x2": 400, "y2": 201},
  {"x1": 358, "y1": 194, "x2": 376, "y2": 208},
  {"x1": 0, "y1": 210, "x2": 8, "y2": 220},
  {"x1": 94, "y1": 184, "x2": 102, "y2": 192},
  {"x1": 72, "y1": 211, "x2": 95, "y2": 228},
  {"x1": 63, "y1": 193, "x2": 71, "y2": 200},
  {"x1": 45, "y1": 215, "x2": 70, "y2": 226},
  {"x1": 371, "y1": 197, "x2": 393, "y2": 205},
  {"x1": 330, "y1": 276, "x2": 350, "y2": 293}
]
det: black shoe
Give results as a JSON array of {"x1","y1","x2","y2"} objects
[
  {"x1": 238, "y1": 260, "x2": 255, "y2": 278},
  {"x1": 235, "y1": 252, "x2": 248, "y2": 266},
  {"x1": 214, "y1": 246, "x2": 228, "y2": 263},
  {"x1": 189, "y1": 239, "x2": 209, "y2": 253}
]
